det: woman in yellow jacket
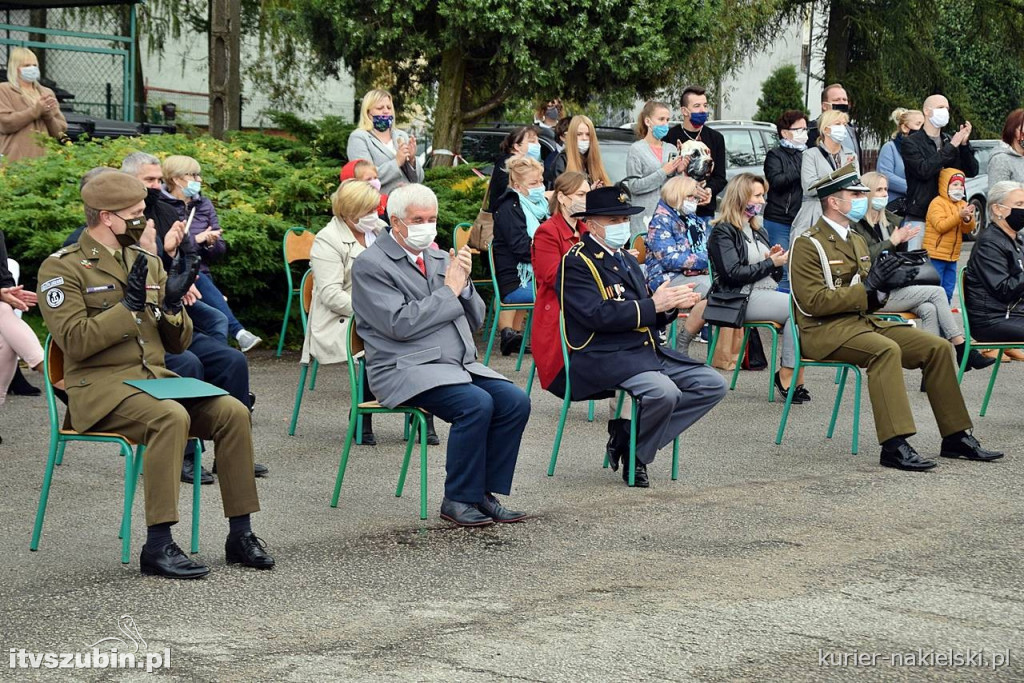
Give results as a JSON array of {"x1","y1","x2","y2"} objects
[{"x1": 924, "y1": 167, "x2": 976, "y2": 301}]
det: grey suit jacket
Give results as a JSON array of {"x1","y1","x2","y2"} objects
[
  {"x1": 346, "y1": 128, "x2": 425, "y2": 195},
  {"x1": 350, "y1": 230, "x2": 507, "y2": 408}
]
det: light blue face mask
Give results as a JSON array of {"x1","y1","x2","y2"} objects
[
  {"x1": 527, "y1": 186, "x2": 547, "y2": 204},
  {"x1": 870, "y1": 197, "x2": 888, "y2": 211},
  {"x1": 651, "y1": 124, "x2": 670, "y2": 141},
  {"x1": 19, "y1": 65, "x2": 40, "y2": 83},
  {"x1": 526, "y1": 142, "x2": 542, "y2": 160},
  {"x1": 843, "y1": 197, "x2": 868, "y2": 222},
  {"x1": 183, "y1": 180, "x2": 202, "y2": 198},
  {"x1": 602, "y1": 221, "x2": 632, "y2": 249}
]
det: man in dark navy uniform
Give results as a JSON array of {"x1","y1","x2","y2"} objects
[{"x1": 556, "y1": 187, "x2": 727, "y2": 487}]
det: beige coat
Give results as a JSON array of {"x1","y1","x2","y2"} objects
[
  {"x1": 300, "y1": 216, "x2": 380, "y2": 364},
  {"x1": 0, "y1": 82, "x2": 68, "y2": 161}
]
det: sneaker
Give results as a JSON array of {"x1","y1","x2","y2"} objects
[{"x1": 236, "y1": 330, "x2": 262, "y2": 353}]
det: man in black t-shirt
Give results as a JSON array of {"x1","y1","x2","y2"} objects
[{"x1": 663, "y1": 85, "x2": 727, "y2": 228}]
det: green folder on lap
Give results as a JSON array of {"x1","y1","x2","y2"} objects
[{"x1": 124, "y1": 378, "x2": 228, "y2": 400}]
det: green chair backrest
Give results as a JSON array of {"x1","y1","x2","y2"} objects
[
  {"x1": 487, "y1": 244, "x2": 501, "y2": 294},
  {"x1": 298, "y1": 268, "x2": 314, "y2": 333},
  {"x1": 345, "y1": 318, "x2": 364, "y2": 405},
  {"x1": 43, "y1": 336, "x2": 62, "y2": 441},
  {"x1": 454, "y1": 222, "x2": 474, "y2": 252}
]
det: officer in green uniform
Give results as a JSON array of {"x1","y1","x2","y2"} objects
[
  {"x1": 789, "y1": 164, "x2": 1004, "y2": 471},
  {"x1": 37, "y1": 172, "x2": 273, "y2": 578}
]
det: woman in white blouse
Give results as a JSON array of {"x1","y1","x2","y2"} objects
[{"x1": 345, "y1": 89, "x2": 424, "y2": 195}]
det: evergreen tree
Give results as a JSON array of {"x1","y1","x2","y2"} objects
[{"x1": 754, "y1": 65, "x2": 806, "y2": 125}]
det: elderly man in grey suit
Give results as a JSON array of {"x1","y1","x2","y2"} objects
[{"x1": 351, "y1": 184, "x2": 531, "y2": 527}]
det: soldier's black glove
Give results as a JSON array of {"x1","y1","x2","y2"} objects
[
  {"x1": 864, "y1": 253, "x2": 903, "y2": 294},
  {"x1": 121, "y1": 254, "x2": 148, "y2": 312},
  {"x1": 163, "y1": 252, "x2": 201, "y2": 314}
]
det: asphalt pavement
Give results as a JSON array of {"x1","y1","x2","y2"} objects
[{"x1": 1, "y1": 325, "x2": 1022, "y2": 681}]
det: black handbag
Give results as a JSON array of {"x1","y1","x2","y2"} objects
[
  {"x1": 889, "y1": 249, "x2": 940, "y2": 287},
  {"x1": 703, "y1": 287, "x2": 751, "y2": 328},
  {"x1": 886, "y1": 196, "x2": 907, "y2": 217}
]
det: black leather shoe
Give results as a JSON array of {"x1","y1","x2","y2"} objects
[
  {"x1": 940, "y1": 432, "x2": 1004, "y2": 462},
  {"x1": 499, "y1": 328, "x2": 523, "y2": 356},
  {"x1": 248, "y1": 391, "x2": 256, "y2": 414},
  {"x1": 967, "y1": 349, "x2": 997, "y2": 371},
  {"x1": 880, "y1": 441, "x2": 937, "y2": 471},
  {"x1": 8, "y1": 367, "x2": 40, "y2": 396},
  {"x1": 357, "y1": 414, "x2": 377, "y2": 446},
  {"x1": 225, "y1": 531, "x2": 275, "y2": 569},
  {"x1": 181, "y1": 457, "x2": 214, "y2": 485},
  {"x1": 775, "y1": 372, "x2": 805, "y2": 404},
  {"x1": 623, "y1": 461, "x2": 650, "y2": 487},
  {"x1": 795, "y1": 385, "x2": 811, "y2": 402},
  {"x1": 605, "y1": 418, "x2": 631, "y2": 472},
  {"x1": 212, "y1": 460, "x2": 269, "y2": 477},
  {"x1": 440, "y1": 497, "x2": 494, "y2": 526},
  {"x1": 140, "y1": 542, "x2": 210, "y2": 579},
  {"x1": 417, "y1": 415, "x2": 440, "y2": 445},
  {"x1": 477, "y1": 493, "x2": 527, "y2": 523}
]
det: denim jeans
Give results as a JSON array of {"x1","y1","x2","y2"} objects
[
  {"x1": 186, "y1": 300, "x2": 229, "y2": 344},
  {"x1": 762, "y1": 219, "x2": 792, "y2": 292},
  {"x1": 194, "y1": 272, "x2": 244, "y2": 339},
  {"x1": 502, "y1": 284, "x2": 535, "y2": 305}
]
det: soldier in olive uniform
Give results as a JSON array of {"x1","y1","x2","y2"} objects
[
  {"x1": 789, "y1": 165, "x2": 1004, "y2": 471},
  {"x1": 37, "y1": 172, "x2": 274, "y2": 578}
]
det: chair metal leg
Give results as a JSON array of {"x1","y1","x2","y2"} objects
[
  {"x1": 775, "y1": 361, "x2": 801, "y2": 445},
  {"x1": 309, "y1": 359, "x2": 320, "y2": 391},
  {"x1": 729, "y1": 328, "x2": 751, "y2": 390},
  {"x1": 614, "y1": 390, "x2": 626, "y2": 419},
  {"x1": 547, "y1": 392, "x2": 573, "y2": 476},
  {"x1": 122, "y1": 445, "x2": 144, "y2": 564},
  {"x1": 287, "y1": 364, "x2": 310, "y2": 436},
  {"x1": 587, "y1": 400, "x2": 595, "y2": 422},
  {"x1": 669, "y1": 319, "x2": 677, "y2": 348},
  {"x1": 119, "y1": 443, "x2": 132, "y2": 541},
  {"x1": 850, "y1": 370, "x2": 862, "y2": 455},
  {"x1": 671, "y1": 437, "x2": 679, "y2": 480},
  {"x1": 483, "y1": 298, "x2": 502, "y2": 366},
  {"x1": 191, "y1": 440, "x2": 201, "y2": 554},
  {"x1": 956, "y1": 340, "x2": 972, "y2": 383},
  {"x1": 396, "y1": 412, "x2": 418, "y2": 498},
  {"x1": 979, "y1": 351, "x2": 1004, "y2": 417},
  {"x1": 276, "y1": 292, "x2": 294, "y2": 357},
  {"x1": 826, "y1": 367, "x2": 849, "y2": 439},
  {"x1": 526, "y1": 361, "x2": 536, "y2": 396},
  {"x1": 331, "y1": 410, "x2": 360, "y2": 507},
  {"x1": 627, "y1": 400, "x2": 638, "y2": 487},
  {"x1": 706, "y1": 326, "x2": 720, "y2": 366},
  {"x1": 418, "y1": 414, "x2": 429, "y2": 520},
  {"x1": 55, "y1": 438, "x2": 66, "y2": 466},
  {"x1": 767, "y1": 327, "x2": 779, "y2": 401},
  {"x1": 30, "y1": 437, "x2": 61, "y2": 551},
  {"x1": 515, "y1": 312, "x2": 531, "y2": 372}
]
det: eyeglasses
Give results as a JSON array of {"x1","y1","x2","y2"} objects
[
  {"x1": 789, "y1": 127, "x2": 808, "y2": 132},
  {"x1": 182, "y1": 172, "x2": 202, "y2": 180}
]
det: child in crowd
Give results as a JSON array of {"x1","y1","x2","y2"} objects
[{"x1": 924, "y1": 168, "x2": 976, "y2": 301}]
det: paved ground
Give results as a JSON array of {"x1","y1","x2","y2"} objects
[{"x1": 2, "y1": 327, "x2": 1022, "y2": 680}]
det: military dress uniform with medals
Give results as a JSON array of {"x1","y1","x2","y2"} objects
[
  {"x1": 556, "y1": 187, "x2": 727, "y2": 482},
  {"x1": 789, "y1": 165, "x2": 1002, "y2": 469}
]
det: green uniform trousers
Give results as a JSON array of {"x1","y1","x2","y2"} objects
[
  {"x1": 92, "y1": 392, "x2": 260, "y2": 526},
  {"x1": 822, "y1": 323, "x2": 973, "y2": 444}
]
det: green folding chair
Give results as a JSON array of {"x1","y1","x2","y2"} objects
[
  {"x1": 956, "y1": 267, "x2": 1024, "y2": 416},
  {"x1": 703, "y1": 258, "x2": 783, "y2": 400},
  {"x1": 775, "y1": 298, "x2": 863, "y2": 454},
  {"x1": 331, "y1": 320, "x2": 431, "y2": 519},
  {"x1": 289, "y1": 269, "x2": 321, "y2": 435},
  {"x1": 276, "y1": 226, "x2": 316, "y2": 357},
  {"x1": 483, "y1": 246, "x2": 533, "y2": 367},
  {"x1": 548, "y1": 315, "x2": 680, "y2": 486},
  {"x1": 31, "y1": 337, "x2": 202, "y2": 564}
]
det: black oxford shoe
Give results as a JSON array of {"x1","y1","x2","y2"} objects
[
  {"x1": 477, "y1": 494, "x2": 527, "y2": 523},
  {"x1": 181, "y1": 457, "x2": 214, "y2": 485},
  {"x1": 880, "y1": 441, "x2": 937, "y2": 471},
  {"x1": 605, "y1": 418, "x2": 631, "y2": 472},
  {"x1": 940, "y1": 433, "x2": 1004, "y2": 462},
  {"x1": 225, "y1": 532, "x2": 275, "y2": 569},
  {"x1": 440, "y1": 498, "x2": 494, "y2": 527},
  {"x1": 140, "y1": 543, "x2": 210, "y2": 579},
  {"x1": 416, "y1": 415, "x2": 441, "y2": 446},
  {"x1": 623, "y1": 461, "x2": 650, "y2": 488}
]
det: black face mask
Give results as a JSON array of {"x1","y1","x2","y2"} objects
[
  {"x1": 1003, "y1": 207, "x2": 1024, "y2": 232},
  {"x1": 830, "y1": 103, "x2": 850, "y2": 113},
  {"x1": 112, "y1": 214, "x2": 146, "y2": 247}
]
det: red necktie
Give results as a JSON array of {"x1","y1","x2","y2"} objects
[{"x1": 415, "y1": 256, "x2": 426, "y2": 277}]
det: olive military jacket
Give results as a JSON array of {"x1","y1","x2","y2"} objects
[
  {"x1": 37, "y1": 229, "x2": 192, "y2": 432},
  {"x1": 789, "y1": 217, "x2": 901, "y2": 360}
]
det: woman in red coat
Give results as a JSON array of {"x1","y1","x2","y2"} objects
[{"x1": 531, "y1": 171, "x2": 590, "y2": 396}]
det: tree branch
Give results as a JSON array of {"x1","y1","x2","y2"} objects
[{"x1": 461, "y1": 75, "x2": 515, "y2": 122}]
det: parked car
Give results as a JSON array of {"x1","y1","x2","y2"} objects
[{"x1": 965, "y1": 139, "x2": 999, "y2": 238}]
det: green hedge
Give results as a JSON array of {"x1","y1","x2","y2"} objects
[{"x1": 0, "y1": 131, "x2": 487, "y2": 349}]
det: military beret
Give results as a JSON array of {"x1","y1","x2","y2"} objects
[
  {"x1": 81, "y1": 171, "x2": 147, "y2": 211},
  {"x1": 809, "y1": 163, "x2": 869, "y2": 198}
]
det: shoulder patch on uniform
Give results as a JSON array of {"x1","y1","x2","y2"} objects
[
  {"x1": 49, "y1": 243, "x2": 81, "y2": 259},
  {"x1": 45, "y1": 288, "x2": 65, "y2": 308},
  {"x1": 567, "y1": 242, "x2": 585, "y2": 255},
  {"x1": 40, "y1": 277, "x2": 64, "y2": 292}
]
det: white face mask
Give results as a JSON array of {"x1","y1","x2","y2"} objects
[
  {"x1": 948, "y1": 189, "x2": 965, "y2": 201},
  {"x1": 826, "y1": 125, "x2": 847, "y2": 144},
  {"x1": 19, "y1": 65, "x2": 40, "y2": 83},
  {"x1": 601, "y1": 221, "x2": 632, "y2": 249},
  {"x1": 680, "y1": 200, "x2": 698, "y2": 216},
  {"x1": 402, "y1": 220, "x2": 437, "y2": 251},
  {"x1": 355, "y1": 213, "x2": 379, "y2": 234},
  {"x1": 792, "y1": 129, "x2": 809, "y2": 145},
  {"x1": 929, "y1": 107, "x2": 950, "y2": 128},
  {"x1": 577, "y1": 140, "x2": 590, "y2": 155}
]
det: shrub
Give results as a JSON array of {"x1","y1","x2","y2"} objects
[{"x1": 754, "y1": 65, "x2": 806, "y2": 127}]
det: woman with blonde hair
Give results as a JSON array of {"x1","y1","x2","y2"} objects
[
  {"x1": 346, "y1": 89, "x2": 422, "y2": 194},
  {"x1": 0, "y1": 47, "x2": 67, "y2": 161},
  {"x1": 644, "y1": 175, "x2": 710, "y2": 352},
  {"x1": 491, "y1": 155, "x2": 548, "y2": 354},
  {"x1": 625, "y1": 100, "x2": 686, "y2": 234},
  {"x1": 790, "y1": 109, "x2": 859, "y2": 242},
  {"x1": 544, "y1": 115, "x2": 610, "y2": 189},
  {"x1": 160, "y1": 154, "x2": 262, "y2": 352},
  {"x1": 877, "y1": 108, "x2": 924, "y2": 208},
  {"x1": 708, "y1": 173, "x2": 807, "y2": 401}
]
